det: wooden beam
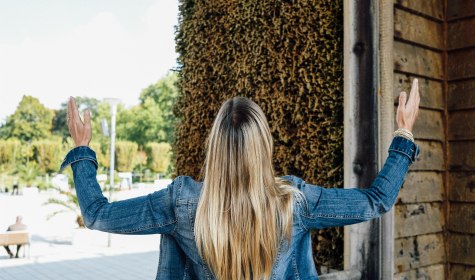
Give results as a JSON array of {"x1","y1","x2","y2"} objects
[
  {"x1": 449, "y1": 233, "x2": 475, "y2": 265},
  {"x1": 394, "y1": 73, "x2": 444, "y2": 110},
  {"x1": 395, "y1": 203, "x2": 444, "y2": 238},
  {"x1": 448, "y1": 79, "x2": 475, "y2": 111},
  {"x1": 411, "y1": 141, "x2": 445, "y2": 171},
  {"x1": 449, "y1": 172, "x2": 475, "y2": 202},
  {"x1": 393, "y1": 0, "x2": 444, "y2": 21},
  {"x1": 394, "y1": 233, "x2": 445, "y2": 272},
  {"x1": 449, "y1": 141, "x2": 475, "y2": 171},
  {"x1": 397, "y1": 171, "x2": 444, "y2": 204},
  {"x1": 449, "y1": 111, "x2": 475, "y2": 140},
  {"x1": 400, "y1": 109, "x2": 444, "y2": 141},
  {"x1": 448, "y1": 48, "x2": 475, "y2": 81},
  {"x1": 448, "y1": 0, "x2": 475, "y2": 21},
  {"x1": 394, "y1": 8, "x2": 444, "y2": 50},
  {"x1": 394, "y1": 264, "x2": 445, "y2": 280},
  {"x1": 448, "y1": 17, "x2": 475, "y2": 50},
  {"x1": 449, "y1": 264, "x2": 475, "y2": 280},
  {"x1": 449, "y1": 203, "x2": 475, "y2": 234},
  {"x1": 394, "y1": 41, "x2": 443, "y2": 80}
]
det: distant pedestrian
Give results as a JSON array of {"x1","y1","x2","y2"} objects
[
  {"x1": 11, "y1": 178, "x2": 19, "y2": 195},
  {"x1": 3, "y1": 216, "x2": 27, "y2": 258}
]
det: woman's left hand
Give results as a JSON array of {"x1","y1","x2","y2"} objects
[{"x1": 67, "y1": 97, "x2": 92, "y2": 147}]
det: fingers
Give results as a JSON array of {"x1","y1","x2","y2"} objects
[
  {"x1": 416, "y1": 79, "x2": 420, "y2": 106},
  {"x1": 398, "y1": 91, "x2": 407, "y2": 111},
  {"x1": 84, "y1": 110, "x2": 91, "y2": 128},
  {"x1": 409, "y1": 79, "x2": 418, "y2": 107},
  {"x1": 70, "y1": 97, "x2": 82, "y2": 124},
  {"x1": 67, "y1": 97, "x2": 73, "y2": 127}
]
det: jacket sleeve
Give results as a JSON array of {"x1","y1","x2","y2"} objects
[
  {"x1": 60, "y1": 146, "x2": 177, "y2": 235},
  {"x1": 295, "y1": 136, "x2": 421, "y2": 230}
]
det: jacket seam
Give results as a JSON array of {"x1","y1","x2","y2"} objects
[
  {"x1": 295, "y1": 200, "x2": 309, "y2": 232},
  {"x1": 170, "y1": 176, "x2": 183, "y2": 237},
  {"x1": 182, "y1": 257, "x2": 189, "y2": 280},
  {"x1": 271, "y1": 239, "x2": 286, "y2": 280},
  {"x1": 114, "y1": 220, "x2": 177, "y2": 234},
  {"x1": 301, "y1": 212, "x2": 375, "y2": 219},
  {"x1": 292, "y1": 251, "x2": 301, "y2": 280}
]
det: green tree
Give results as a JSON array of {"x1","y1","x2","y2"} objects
[
  {"x1": 0, "y1": 139, "x2": 22, "y2": 171},
  {"x1": 0, "y1": 96, "x2": 54, "y2": 142},
  {"x1": 32, "y1": 139, "x2": 63, "y2": 173},
  {"x1": 145, "y1": 142, "x2": 171, "y2": 174},
  {"x1": 117, "y1": 73, "x2": 178, "y2": 146},
  {"x1": 89, "y1": 141, "x2": 110, "y2": 169},
  {"x1": 115, "y1": 140, "x2": 139, "y2": 172},
  {"x1": 139, "y1": 72, "x2": 178, "y2": 144},
  {"x1": 117, "y1": 98, "x2": 164, "y2": 147}
]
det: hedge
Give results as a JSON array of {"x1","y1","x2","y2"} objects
[
  {"x1": 145, "y1": 142, "x2": 171, "y2": 174},
  {"x1": 174, "y1": 0, "x2": 344, "y2": 271},
  {"x1": 115, "y1": 140, "x2": 139, "y2": 172}
]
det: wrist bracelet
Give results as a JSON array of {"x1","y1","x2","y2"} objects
[{"x1": 393, "y1": 128, "x2": 414, "y2": 142}]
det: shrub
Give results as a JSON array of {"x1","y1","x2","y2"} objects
[
  {"x1": 145, "y1": 142, "x2": 171, "y2": 174},
  {"x1": 0, "y1": 139, "x2": 22, "y2": 170},
  {"x1": 115, "y1": 140, "x2": 139, "y2": 172},
  {"x1": 89, "y1": 141, "x2": 110, "y2": 169},
  {"x1": 32, "y1": 139, "x2": 63, "y2": 173}
]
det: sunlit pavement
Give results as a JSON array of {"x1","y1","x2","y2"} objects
[{"x1": 0, "y1": 181, "x2": 171, "y2": 280}]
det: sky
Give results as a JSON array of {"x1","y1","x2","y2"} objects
[{"x1": 0, "y1": 0, "x2": 179, "y2": 123}]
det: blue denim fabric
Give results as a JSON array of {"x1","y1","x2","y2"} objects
[{"x1": 60, "y1": 136, "x2": 420, "y2": 279}]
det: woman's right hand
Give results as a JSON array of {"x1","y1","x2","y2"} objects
[
  {"x1": 396, "y1": 79, "x2": 420, "y2": 132},
  {"x1": 67, "y1": 97, "x2": 92, "y2": 147}
]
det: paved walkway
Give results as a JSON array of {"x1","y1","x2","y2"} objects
[
  {"x1": 0, "y1": 182, "x2": 170, "y2": 280},
  {"x1": 0, "y1": 251, "x2": 159, "y2": 280}
]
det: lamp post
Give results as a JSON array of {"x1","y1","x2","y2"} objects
[{"x1": 104, "y1": 98, "x2": 120, "y2": 247}]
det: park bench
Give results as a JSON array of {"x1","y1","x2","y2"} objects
[{"x1": 0, "y1": 231, "x2": 30, "y2": 258}]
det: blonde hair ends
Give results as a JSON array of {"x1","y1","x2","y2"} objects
[{"x1": 195, "y1": 97, "x2": 301, "y2": 280}]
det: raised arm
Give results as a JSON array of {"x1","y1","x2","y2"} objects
[
  {"x1": 297, "y1": 78, "x2": 421, "y2": 230},
  {"x1": 295, "y1": 136, "x2": 420, "y2": 229},
  {"x1": 62, "y1": 97, "x2": 176, "y2": 234}
]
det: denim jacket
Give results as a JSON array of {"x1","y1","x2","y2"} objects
[{"x1": 60, "y1": 136, "x2": 420, "y2": 280}]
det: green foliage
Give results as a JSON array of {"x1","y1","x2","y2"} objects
[
  {"x1": 0, "y1": 96, "x2": 54, "y2": 142},
  {"x1": 175, "y1": 0, "x2": 344, "y2": 271},
  {"x1": 89, "y1": 141, "x2": 110, "y2": 169},
  {"x1": 32, "y1": 139, "x2": 63, "y2": 173},
  {"x1": 117, "y1": 73, "x2": 178, "y2": 146},
  {"x1": 139, "y1": 72, "x2": 179, "y2": 144},
  {"x1": 0, "y1": 139, "x2": 22, "y2": 170},
  {"x1": 0, "y1": 76, "x2": 179, "y2": 186},
  {"x1": 117, "y1": 98, "x2": 164, "y2": 146},
  {"x1": 44, "y1": 190, "x2": 84, "y2": 228},
  {"x1": 145, "y1": 142, "x2": 171, "y2": 174},
  {"x1": 16, "y1": 162, "x2": 39, "y2": 186},
  {"x1": 115, "y1": 140, "x2": 139, "y2": 172}
]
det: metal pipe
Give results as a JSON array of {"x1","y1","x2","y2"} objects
[
  {"x1": 108, "y1": 106, "x2": 116, "y2": 248},
  {"x1": 379, "y1": 0, "x2": 395, "y2": 278},
  {"x1": 105, "y1": 98, "x2": 120, "y2": 247}
]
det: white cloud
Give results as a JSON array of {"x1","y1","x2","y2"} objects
[{"x1": 0, "y1": 0, "x2": 179, "y2": 122}]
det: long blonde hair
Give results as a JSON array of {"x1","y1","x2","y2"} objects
[{"x1": 195, "y1": 97, "x2": 300, "y2": 280}]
